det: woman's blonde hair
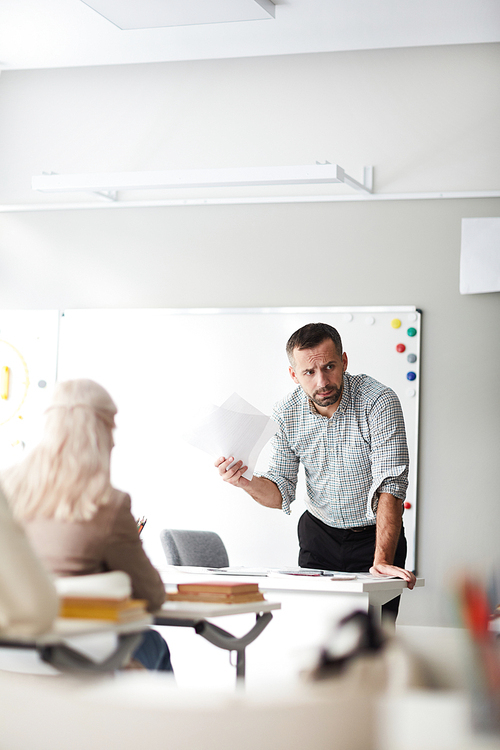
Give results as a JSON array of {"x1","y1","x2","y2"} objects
[{"x1": 2, "y1": 379, "x2": 117, "y2": 522}]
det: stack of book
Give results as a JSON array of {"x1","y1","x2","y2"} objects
[
  {"x1": 59, "y1": 596, "x2": 149, "y2": 623},
  {"x1": 167, "y1": 581, "x2": 265, "y2": 604}
]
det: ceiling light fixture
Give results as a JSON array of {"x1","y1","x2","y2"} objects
[
  {"x1": 80, "y1": 0, "x2": 275, "y2": 31},
  {"x1": 32, "y1": 164, "x2": 374, "y2": 197}
]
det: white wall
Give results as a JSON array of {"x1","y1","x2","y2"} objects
[{"x1": 0, "y1": 43, "x2": 499, "y2": 627}]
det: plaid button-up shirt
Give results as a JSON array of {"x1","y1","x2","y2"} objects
[{"x1": 257, "y1": 372, "x2": 409, "y2": 528}]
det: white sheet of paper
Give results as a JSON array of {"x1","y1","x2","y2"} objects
[
  {"x1": 460, "y1": 217, "x2": 500, "y2": 294},
  {"x1": 183, "y1": 393, "x2": 278, "y2": 479}
]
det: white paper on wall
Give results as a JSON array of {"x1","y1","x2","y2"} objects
[{"x1": 460, "y1": 217, "x2": 500, "y2": 294}]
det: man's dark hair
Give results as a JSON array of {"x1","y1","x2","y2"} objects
[{"x1": 286, "y1": 323, "x2": 343, "y2": 364}]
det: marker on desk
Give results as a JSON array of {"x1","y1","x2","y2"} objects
[{"x1": 330, "y1": 574, "x2": 357, "y2": 581}]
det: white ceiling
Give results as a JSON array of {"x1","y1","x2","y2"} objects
[{"x1": 1, "y1": 0, "x2": 499, "y2": 72}]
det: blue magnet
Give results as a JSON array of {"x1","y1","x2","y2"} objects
[
  {"x1": 406, "y1": 371, "x2": 416, "y2": 381},
  {"x1": 407, "y1": 327, "x2": 417, "y2": 337},
  {"x1": 407, "y1": 353, "x2": 417, "y2": 363}
]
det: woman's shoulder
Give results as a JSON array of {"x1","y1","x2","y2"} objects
[
  {"x1": 86, "y1": 488, "x2": 133, "y2": 532},
  {"x1": 107, "y1": 487, "x2": 132, "y2": 509},
  {"x1": 104, "y1": 488, "x2": 140, "y2": 534}
]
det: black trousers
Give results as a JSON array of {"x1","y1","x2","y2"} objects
[{"x1": 297, "y1": 510, "x2": 407, "y2": 621}]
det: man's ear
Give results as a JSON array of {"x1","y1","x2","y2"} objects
[
  {"x1": 342, "y1": 352, "x2": 348, "y2": 372},
  {"x1": 289, "y1": 365, "x2": 299, "y2": 384}
]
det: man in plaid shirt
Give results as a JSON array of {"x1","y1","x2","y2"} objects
[{"x1": 216, "y1": 322, "x2": 416, "y2": 619}]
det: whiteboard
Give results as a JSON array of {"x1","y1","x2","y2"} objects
[{"x1": 57, "y1": 306, "x2": 421, "y2": 572}]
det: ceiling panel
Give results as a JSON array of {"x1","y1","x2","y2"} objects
[
  {"x1": 0, "y1": 0, "x2": 499, "y2": 71},
  {"x1": 81, "y1": 0, "x2": 275, "y2": 31}
]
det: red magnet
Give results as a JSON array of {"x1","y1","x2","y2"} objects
[
  {"x1": 396, "y1": 343, "x2": 406, "y2": 353},
  {"x1": 404, "y1": 502, "x2": 412, "y2": 510}
]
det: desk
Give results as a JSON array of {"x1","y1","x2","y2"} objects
[
  {"x1": 0, "y1": 616, "x2": 152, "y2": 673},
  {"x1": 154, "y1": 600, "x2": 281, "y2": 685},
  {"x1": 159, "y1": 569, "x2": 424, "y2": 688},
  {"x1": 161, "y1": 567, "x2": 425, "y2": 625},
  {"x1": 261, "y1": 574, "x2": 424, "y2": 624}
]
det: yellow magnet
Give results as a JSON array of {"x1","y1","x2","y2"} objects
[
  {"x1": 391, "y1": 318, "x2": 401, "y2": 329},
  {"x1": 1, "y1": 366, "x2": 10, "y2": 400}
]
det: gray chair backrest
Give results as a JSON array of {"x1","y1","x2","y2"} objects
[{"x1": 159, "y1": 529, "x2": 229, "y2": 568}]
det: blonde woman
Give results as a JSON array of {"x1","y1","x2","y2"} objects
[{"x1": 2, "y1": 379, "x2": 172, "y2": 672}]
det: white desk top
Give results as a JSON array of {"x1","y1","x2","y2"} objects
[
  {"x1": 0, "y1": 615, "x2": 153, "y2": 646},
  {"x1": 160, "y1": 566, "x2": 425, "y2": 596},
  {"x1": 156, "y1": 599, "x2": 281, "y2": 620}
]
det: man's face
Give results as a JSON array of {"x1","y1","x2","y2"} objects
[{"x1": 289, "y1": 339, "x2": 347, "y2": 415}]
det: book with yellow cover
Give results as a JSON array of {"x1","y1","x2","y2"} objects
[{"x1": 59, "y1": 597, "x2": 148, "y2": 622}]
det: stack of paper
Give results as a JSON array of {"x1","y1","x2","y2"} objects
[{"x1": 183, "y1": 392, "x2": 278, "y2": 479}]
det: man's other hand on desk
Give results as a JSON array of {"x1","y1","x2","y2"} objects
[{"x1": 369, "y1": 563, "x2": 416, "y2": 589}]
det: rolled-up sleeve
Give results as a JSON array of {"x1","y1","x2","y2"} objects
[
  {"x1": 366, "y1": 389, "x2": 409, "y2": 519},
  {"x1": 255, "y1": 418, "x2": 300, "y2": 515}
]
